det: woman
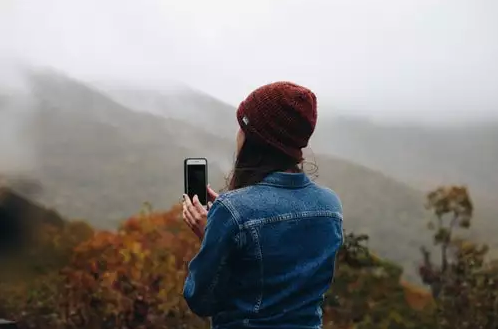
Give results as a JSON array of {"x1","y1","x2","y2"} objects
[{"x1": 182, "y1": 81, "x2": 343, "y2": 329}]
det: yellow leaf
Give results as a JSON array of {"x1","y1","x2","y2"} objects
[
  {"x1": 131, "y1": 242, "x2": 141, "y2": 254},
  {"x1": 120, "y1": 249, "x2": 131, "y2": 263}
]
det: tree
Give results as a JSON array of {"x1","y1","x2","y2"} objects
[
  {"x1": 419, "y1": 186, "x2": 473, "y2": 297},
  {"x1": 326, "y1": 232, "x2": 436, "y2": 329},
  {"x1": 419, "y1": 186, "x2": 498, "y2": 328},
  {"x1": 56, "y1": 204, "x2": 207, "y2": 329}
]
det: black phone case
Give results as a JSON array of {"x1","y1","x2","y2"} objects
[{"x1": 183, "y1": 158, "x2": 208, "y2": 202}]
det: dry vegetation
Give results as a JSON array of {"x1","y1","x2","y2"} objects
[
  {"x1": 1, "y1": 70, "x2": 497, "y2": 328},
  {"x1": 1, "y1": 186, "x2": 496, "y2": 329}
]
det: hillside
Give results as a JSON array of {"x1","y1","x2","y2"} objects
[
  {"x1": 310, "y1": 116, "x2": 498, "y2": 257},
  {"x1": 99, "y1": 86, "x2": 498, "y2": 204},
  {"x1": 311, "y1": 116, "x2": 498, "y2": 197},
  {"x1": 312, "y1": 156, "x2": 429, "y2": 277},
  {"x1": 5, "y1": 69, "x2": 231, "y2": 229},
  {"x1": 97, "y1": 83, "x2": 498, "y2": 260},
  {"x1": 0, "y1": 69, "x2": 437, "y2": 279},
  {"x1": 95, "y1": 82, "x2": 238, "y2": 140}
]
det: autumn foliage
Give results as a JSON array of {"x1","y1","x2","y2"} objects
[
  {"x1": 59, "y1": 204, "x2": 206, "y2": 328},
  {"x1": 0, "y1": 204, "x2": 208, "y2": 328},
  {"x1": 0, "y1": 186, "x2": 497, "y2": 328}
]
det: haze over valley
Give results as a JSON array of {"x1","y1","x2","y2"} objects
[
  {"x1": 1, "y1": 0, "x2": 498, "y2": 285},
  {"x1": 1, "y1": 65, "x2": 497, "y2": 282}
]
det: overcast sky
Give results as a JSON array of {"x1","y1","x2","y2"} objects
[{"x1": 1, "y1": 0, "x2": 498, "y2": 123}]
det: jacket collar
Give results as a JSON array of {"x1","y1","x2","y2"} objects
[{"x1": 258, "y1": 171, "x2": 312, "y2": 189}]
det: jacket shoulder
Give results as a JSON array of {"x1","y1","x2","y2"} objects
[
  {"x1": 216, "y1": 185, "x2": 259, "y2": 203},
  {"x1": 314, "y1": 184, "x2": 343, "y2": 212}
]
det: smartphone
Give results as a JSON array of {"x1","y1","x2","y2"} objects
[{"x1": 184, "y1": 158, "x2": 208, "y2": 206}]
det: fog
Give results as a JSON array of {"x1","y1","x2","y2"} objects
[
  {"x1": 0, "y1": 60, "x2": 36, "y2": 175},
  {"x1": 1, "y1": 0, "x2": 498, "y2": 124}
]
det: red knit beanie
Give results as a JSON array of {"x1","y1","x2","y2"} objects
[{"x1": 236, "y1": 81, "x2": 317, "y2": 161}]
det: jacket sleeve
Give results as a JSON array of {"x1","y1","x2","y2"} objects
[{"x1": 182, "y1": 197, "x2": 239, "y2": 317}]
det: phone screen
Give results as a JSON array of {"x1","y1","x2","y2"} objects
[{"x1": 187, "y1": 163, "x2": 207, "y2": 205}]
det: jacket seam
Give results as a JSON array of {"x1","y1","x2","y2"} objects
[
  {"x1": 218, "y1": 196, "x2": 247, "y2": 248},
  {"x1": 218, "y1": 185, "x2": 256, "y2": 201},
  {"x1": 249, "y1": 227, "x2": 263, "y2": 313},
  {"x1": 256, "y1": 181, "x2": 313, "y2": 189},
  {"x1": 218, "y1": 196, "x2": 242, "y2": 226},
  {"x1": 242, "y1": 210, "x2": 343, "y2": 229},
  {"x1": 196, "y1": 199, "x2": 240, "y2": 306}
]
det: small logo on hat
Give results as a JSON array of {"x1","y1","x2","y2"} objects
[{"x1": 242, "y1": 116, "x2": 249, "y2": 125}]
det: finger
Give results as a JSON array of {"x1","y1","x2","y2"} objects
[
  {"x1": 207, "y1": 185, "x2": 219, "y2": 199},
  {"x1": 182, "y1": 209, "x2": 193, "y2": 228},
  {"x1": 182, "y1": 201, "x2": 189, "y2": 218},
  {"x1": 183, "y1": 204, "x2": 202, "y2": 232},
  {"x1": 182, "y1": 205, "x2": 193, "y2": 223},
  {"x1": 183, "y1": 194, "x2": 200, "y2": 219},
  {"x1": 183, "y1": 194, "x2": 194, "y2": 209},
  {"x1": 192, "y1": 195, "x2": 207, "y2": 216},
  {"x1": 184, "y1": 210, "x2": 202, "y2": 238},
  {"x1": 182, "y1": 196, "x2": 188, "y2": 214},
  {"x1": 183, "y1": 201, "x2": 197, "y2": 227},
  {"x1": 207, "y1": 185, "x2": 219, "y2": 202},
  {"x1": 207, "y1": 201, "x2": 213, "y2": 210}
]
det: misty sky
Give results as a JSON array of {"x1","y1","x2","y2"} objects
[{"x1": 1, "y1": 0, "x2": 498, "y2": 123}]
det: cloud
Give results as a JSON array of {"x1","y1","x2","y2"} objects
[{"x1": 1, "y1": 0, "x2": 498, "y2": 123}]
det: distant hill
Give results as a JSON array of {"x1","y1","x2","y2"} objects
[
  {"x1": 100, "y1": 87, "x2": 498, "y2": 206},
  {"x1": 0, "y1": 69, "x2": 440, "y2": 279},
  {"x1": 309, "y1": 116, "x2": 498, "y2": 256},
  {"x1": 91, "y1": 77, "x2": 498, "y2": 273},
  {"x1": 95, "y1": 82, "x2": 238, "y2": 140},
  {"x1": 311, "y1": 116, "x2": 498, "y2": 198},
  {"x1": 311, "y1": 155, "x2": 431, "y2": 280},
  {"x1": 6, "y1": 69, "x2": 232, "y2": 229},
  {"x1": 99, "y1": 83, "x2": 498, "y2": 256}
]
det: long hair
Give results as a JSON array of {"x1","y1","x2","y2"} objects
[{"x1": 227, "y1": 136, "x2": 303, "y2": 191}]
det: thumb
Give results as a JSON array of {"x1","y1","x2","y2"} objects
[
  {"x1": 207, "y1": 201, "x2": 213, "y2": 210},
  {"x1": 207, "y1": 184, "x2": 219, "y2": 201}
]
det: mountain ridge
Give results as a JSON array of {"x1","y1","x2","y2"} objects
[
  {"x1": 2, "y1": 68, "x2": 497, "y2": 279},
  {"x1": 93, "y1": 79, "x2": 498, "y2": 262},
  {"x1": 0, "y1": 69, "x2": 443, "y2": 280}
]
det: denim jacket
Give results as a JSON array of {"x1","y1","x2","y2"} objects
[{"x1": 183, "y1": 172, "x2": 344, "y2": 329}]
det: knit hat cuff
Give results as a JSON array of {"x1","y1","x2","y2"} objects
[{"x1": 237, "y1": 105, "x2": 303, "y2": 161}]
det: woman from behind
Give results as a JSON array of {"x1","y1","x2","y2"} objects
[{"x1": 182, "y1": 81, "x2": 343, "y2": 329}]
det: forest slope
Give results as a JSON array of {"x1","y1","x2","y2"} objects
[{"x1": 0, "y1": 69, "x2": 466, "y2": 278}]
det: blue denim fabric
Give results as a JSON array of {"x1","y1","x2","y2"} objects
[{"x1": 183, "y1": 172, "x2": 344, "y2": 329}]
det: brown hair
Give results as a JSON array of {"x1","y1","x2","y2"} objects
[{"x1": 227, "y1": 136, "x2": 303, "y2": 191}]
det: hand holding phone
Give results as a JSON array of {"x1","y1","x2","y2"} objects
[
  {"x1": 183, "y1": 158, "x2": 209, "y2": 239},
  {"x1": 184, "y1": 158, "x2": 208, "y2": 207}
]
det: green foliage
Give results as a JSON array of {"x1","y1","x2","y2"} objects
[
  {"x1": 325, "y1": 233, "x2": 435, "y2": 329},
  {"x1": 420, "y1": 186, "x2": 498, "y2": 328}
]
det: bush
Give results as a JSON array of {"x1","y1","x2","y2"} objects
[
  {"x1": 324, "y1": 233, "x2": 435, "y2": 329},
  {"x1": 419, "y1": 186, "x2": 498, "y2": 328},
  {"x1": 1, "y1": 205, "x2": 207, "y2": 328},
  {"x1": 0, "y1": 203, "x2": 445, "y2": 329}
]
